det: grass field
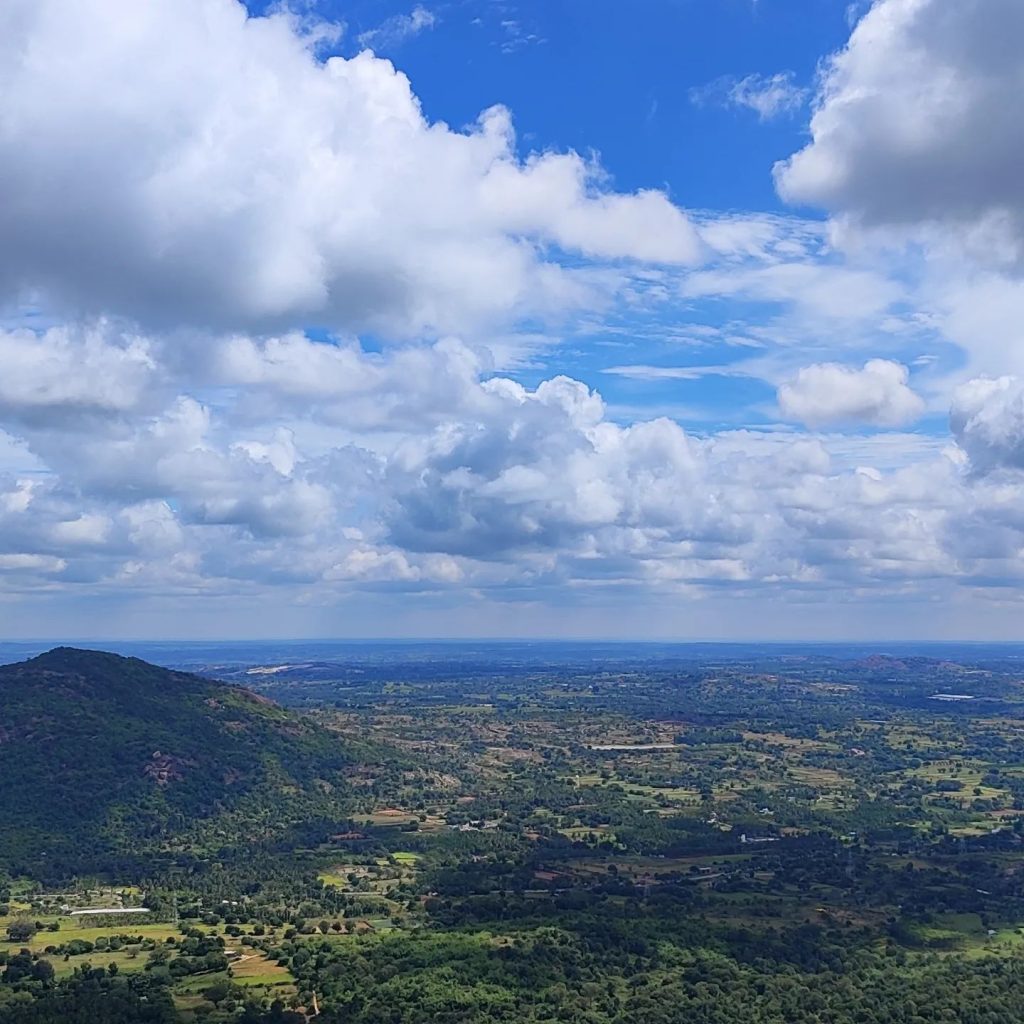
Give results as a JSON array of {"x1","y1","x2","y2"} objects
[
  {"x1": 353, "y1": 809, "x2": 447, "y2": 829},
  {"x1": 49, "y1": 948, "x2": 150, "y2": 979},
  {"x1": 231, "y1": 952, "x2": 295, "y2": 988},
  {"x1": 0, "y1": 921, "x2": 178, "y2": 954}
]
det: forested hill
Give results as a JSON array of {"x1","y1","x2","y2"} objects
[{"x1": 0, "y1": 648, "x2": 363, "y2": 874}]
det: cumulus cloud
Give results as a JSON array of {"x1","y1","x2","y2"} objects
[
  {"x1": 0, "y1": 324, "x2": 157, "y2": 424},
  {"x1": 951, "y1": 376, "x2": 1024, "y2": 473},
  {"x1": 775, "y1": 0, "x2": 1024, "y2": 265},
  {"x1": 0, "y1": 328, "x2": 958, "y2": 591},
  {"x1": 0, "y1": 553, "x2": 66, "y2": 575},
  {"x1": 211, "y1": 332, "x2": 498, "y2": 430},
  {"x1": 377, "y1": 367, "x2": 982, "y2": 595},
  {"x1": 0, "y1": 0, "x2": 699, "y2": 338},
  {"x1": 778, "y1": 360, "x2": 925, "y2": 428}
]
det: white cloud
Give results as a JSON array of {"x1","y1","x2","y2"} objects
[
  {"x1": 602, "y1": 364, "x2": 748, "y2": 382},
  {"x1": 727, "y1": 72, "x2": 807, "y2": 121},
  {"x1": 776, "y1": 0, "x2": 1024, "y2": 267},
  {"x1": 681, "y1": 261, "x2": 901, "y2": 322},
  {"x1": 0, "y1": 0, "x2": 699, "y2": 339},
  {"x1": 768, "y1": 0, "x2": 1024, "y2": 412},
  {"x1": 357, "y1": 6, "x2": 436, "y2": 51},
  {"x1": 0, "y1": 324, "x2": 156, "y2": 422},
  {"x1": 691, "y1": 71, "x2": 807, "y2": 121},
  {"x1": 778, "y1": 360, "x2": 925, "y2": 428},
  {"x1": 951, "y1": 375, "x2": 1024, "y2": 473},
  {"x1": 0, "y1": 553, "x2": 66, "y2": 575}
]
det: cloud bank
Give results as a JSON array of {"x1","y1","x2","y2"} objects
[{"x1": 1, "y1": 0, "x2": 1024, "y2": 637}]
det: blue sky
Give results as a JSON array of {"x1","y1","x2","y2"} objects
[
  {"x1": 274, "y1": 0, "x2": 849, "y2": 208},
  {"x1": 2, "y1": 0, "x2": 1024, "y2": 639},
  {"x1": 241, "y1": 0, "x2": 947, "y2": 441},
  {"x1": 248, "y1": 0, "x2": 860, "y2": 432}
]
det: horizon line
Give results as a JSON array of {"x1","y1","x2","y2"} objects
[{"x1": 3, "y1": 637, "x2": 1024, "y2": 647}]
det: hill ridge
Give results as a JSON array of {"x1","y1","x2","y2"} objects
[{"x1": 0, "y1": 647, "x2": 363, "y2": 876}]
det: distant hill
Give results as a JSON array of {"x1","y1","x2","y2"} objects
[{"x1": 0, "y1": 648, "x2": 367, "y2": 874}]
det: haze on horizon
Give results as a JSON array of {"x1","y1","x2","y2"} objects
[{"x1": 3, "y1": 0, "x2": 1024, "y2": 641}]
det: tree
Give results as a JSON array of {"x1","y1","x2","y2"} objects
[
  {"x1": 203, "y1": 980, "x2": 231, "y2": 1006},
  {"x1": 31, "y1": 960, "x2": 55, "y2": 984},
  {"x1": 5, "y1": 920, "x2": 36, "y2": 944}
]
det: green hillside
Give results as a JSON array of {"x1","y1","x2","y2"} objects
[{"x1": 0, "y1": 648, "x2": 361, "y2": 873}]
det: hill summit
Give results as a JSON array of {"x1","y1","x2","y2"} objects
[{"x1": 0, "y1": 648, "x2": 358, "y2": 873}]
